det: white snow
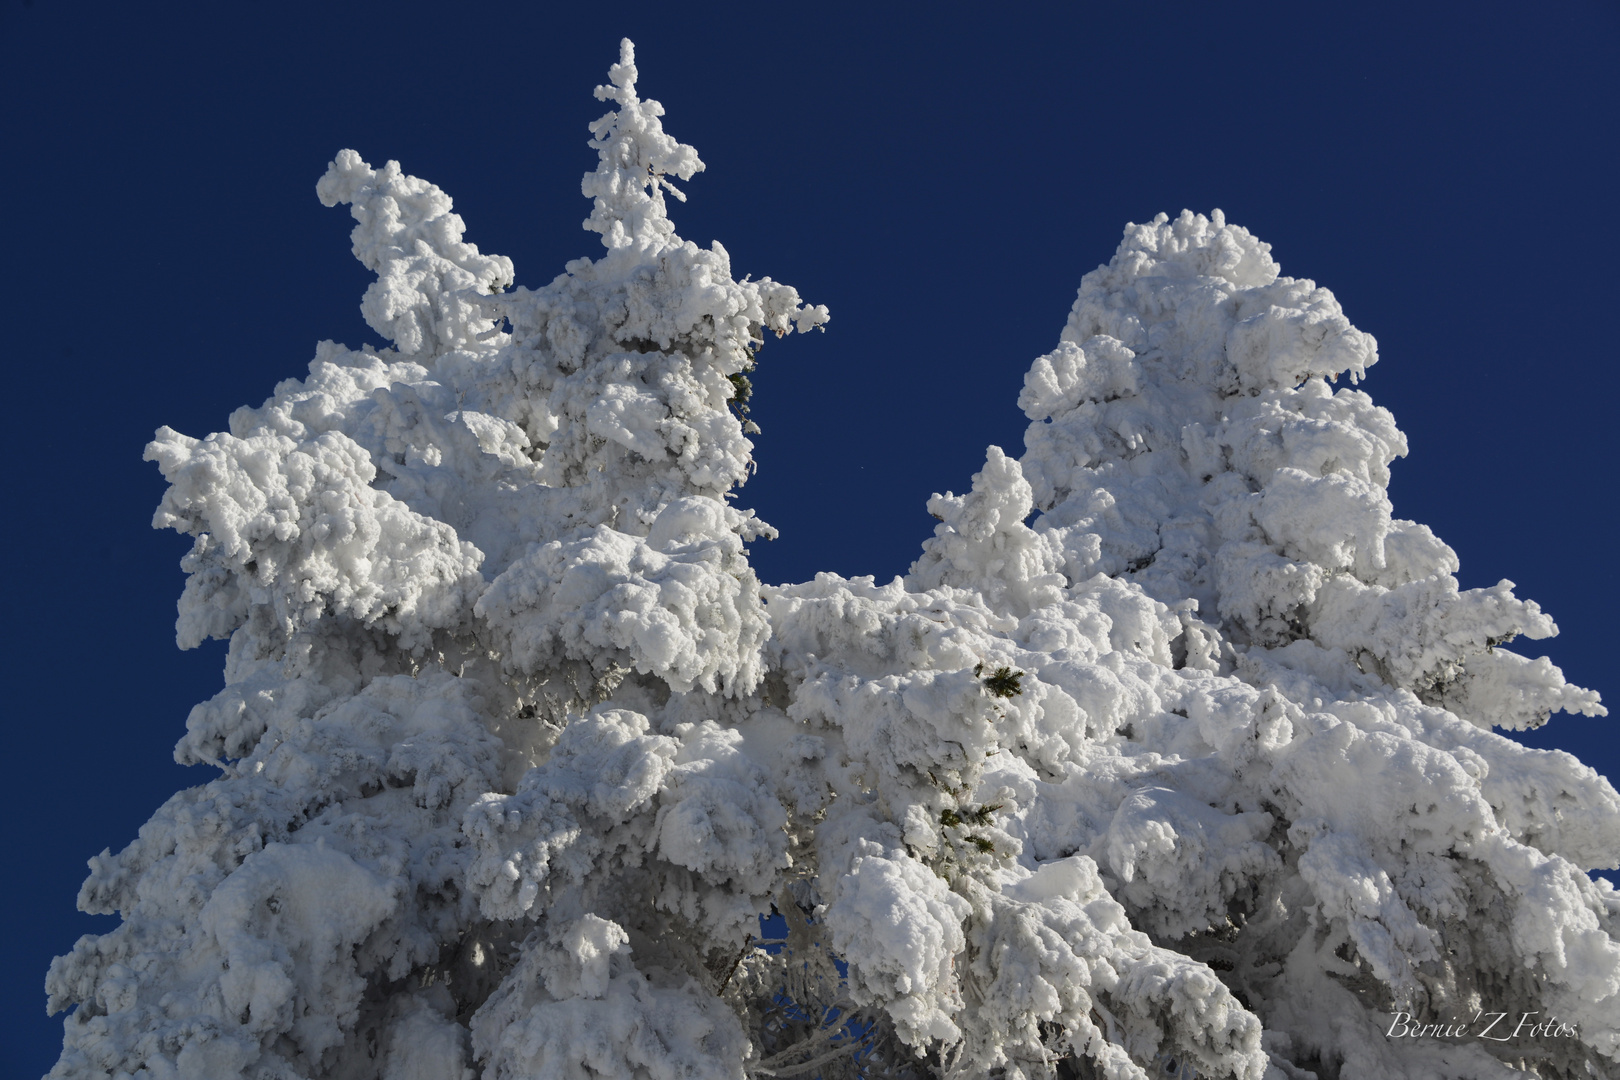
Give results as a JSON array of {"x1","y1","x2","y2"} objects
[{"x1": 46, "y1": 38, "x2": 1617, "y2": 1080}]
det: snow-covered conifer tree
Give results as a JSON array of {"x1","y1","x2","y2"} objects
[{"x1": 47, "y1": 40, "x2": 1619, "y2": 1080}]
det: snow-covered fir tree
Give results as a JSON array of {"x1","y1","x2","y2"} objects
[{"x1": 47, "y1": 40, "x2": 1619, "y2": 1080}]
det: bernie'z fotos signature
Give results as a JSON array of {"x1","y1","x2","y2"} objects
[
  {"x1": 1142, "y1": 1012, "x2": 1579, "y2": 1079},
  {"x1": 1386, "y1": 1011, "x2": 1578, "y2": 1042}
]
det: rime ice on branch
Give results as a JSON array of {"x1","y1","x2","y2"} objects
[{"x1": 48, "y1": 39, "x2": 1617, "y2": 1080}]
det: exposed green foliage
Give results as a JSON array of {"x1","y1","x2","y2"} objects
[
  {"x1": 939, "y1": 804, "x2": 1002, "y2": 830},
  {"x1": 974, "y1": 663, "x2": 1024, "y2": 698},
  {"x1": 727, "y1": 343, "x2": 760, "y2": 434}
]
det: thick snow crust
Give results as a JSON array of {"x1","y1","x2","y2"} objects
[{"x1": 47, "y1": 39, "x2": 1618, "y2": 1080}]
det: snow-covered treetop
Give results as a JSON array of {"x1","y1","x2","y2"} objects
[
  {"x1": 1010, "y1": 208, "x2": 1600, "y2": 731},
  {"x1": 50, "y1": 42, "x2": 1617, "y2": 1080},
  {"x1": 145, "y1": 38, "x2": 827, "y2": 702},
  {"x1": 583, "y1": 38, "x2": 704, "y2": 253}
]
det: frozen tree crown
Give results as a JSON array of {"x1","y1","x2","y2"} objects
[
  {"x1": 48, "y1": 41, "x2": 1617, "y2": 1080},
  {"x1": 583, "y1": 38, "x2": 703, "y2": 253}
]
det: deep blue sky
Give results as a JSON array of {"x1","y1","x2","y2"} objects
[{"x1": 2, "y1": 2, "x2": 1615, "y2": 1076}]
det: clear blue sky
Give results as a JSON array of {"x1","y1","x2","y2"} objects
[{"x1": 2, "y1": 3, "x2": 1615, "y2": 1076}]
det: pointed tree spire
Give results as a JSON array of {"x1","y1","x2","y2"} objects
[{"x1": 582, "y1": 38, "x2": 704, "y2": 253}]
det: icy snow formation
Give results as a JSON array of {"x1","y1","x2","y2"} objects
[{"x1": 48, "y1": 39, "x2": 1618, "y2": 1080}]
